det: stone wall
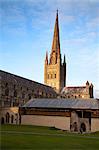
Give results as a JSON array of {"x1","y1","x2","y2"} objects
[
  {"x1": 61, "y1": 81, "x2": 93, "y2": 99},
  {"x1": 21, "y1": 115, "x2": 70, "y2": 130},
  {"x1": 70, "y1": 111, "x2": 91, "y2": 132},
  {"x1": 79, "y1": 118, "x2": 90, "y2": 132},
  {"x1": 0, "y1": 107, "x2": 19, "y2": 124},
  {"x1": 91, "y1": 118, "x2": 99, "y2": 132},
  {"x1": 0, "y1": 70, "x2": 57, "y2": 107}
]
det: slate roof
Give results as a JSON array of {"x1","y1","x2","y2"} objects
[
  {"x1": 0, "y1": 70, "x2": 57, "y2": 95},
  {"x1": 61, "y1": 86, "x2": 86, "y2": 94},
  {"x1": 22, "y1": 98, "x2": 99, "y2": 110}
]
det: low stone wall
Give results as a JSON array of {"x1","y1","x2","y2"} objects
[
  {"x1": 91, "y1": 118, "x2": 99, "y2": 132},
  {"x1": 21, "y1": 115, "x2": 70, "y2": 130}
]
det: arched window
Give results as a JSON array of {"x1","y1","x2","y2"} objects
[
  {"x1": 22, "y1": 93, "x2": 25, "y2": 99},
  {"x1": 14, "y1": 90, "x2": 17, "y2": 97},
  {"x1": 5, "y1": 83, "x2": 9, "y2": 96},
  {"x1": 48, "y1": 74, "x2": 49, "y2": 79},
  {"x1": 5, "y1": 82, "x2": 8, "y2": 87},
  {"x1": 14, "y1": 84, "x2": 16, "y2": 89},
  {"x1": 28, "y1": 94, "x2": 31, "y2": 100},
  {"x1": 55, "y1": 74, "x2": 56, "y2": 78},
  {"x1": 5, "y1": 88, "x2": 9, "y2": 96}
]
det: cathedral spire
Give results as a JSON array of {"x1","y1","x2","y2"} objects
[
  {"x1": 44, "y1": 11, "x2": 66, "y2": 92},
  {"x1": 51, "y1": 10, "x2": 60, "y2": 56},
  {"x1": 45, "y1": 51, "x2": 48, "y2": 64}
]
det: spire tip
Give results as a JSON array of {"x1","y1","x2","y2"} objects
[{"x1": 56, "y1": 9, "x2": 58, "y2": 15}]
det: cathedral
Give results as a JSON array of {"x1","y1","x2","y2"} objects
[
  {"x1": 44, "y1": 11, "x2": 93, "y2": 99},
  {"x1": 0, "y1": 11, "x2": 99, "y2": 132}
]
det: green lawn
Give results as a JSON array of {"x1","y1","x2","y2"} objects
[{"x1": 1, "y1": 125, "x2": 99, "y2": 150}]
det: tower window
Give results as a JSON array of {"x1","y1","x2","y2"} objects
[
  {"x1": 55, "y1": 74, "x2": 56, "y2": 78},
  {"x1": 48, "y1": 74, "x2": 49, "y2": 79},
  {"x1": 51, "y1": 74, "x2": 53, "y2": 79}
]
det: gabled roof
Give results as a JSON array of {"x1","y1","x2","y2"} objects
[
  {"x1": 61, "y1": 86, "x2": 86, "y2": 94},
  {"x1": 22, "y1": 98, "x2": 99, "y2": 110}
]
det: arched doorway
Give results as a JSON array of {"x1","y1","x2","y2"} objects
[
  {"x1": 1, "y1": 117, "x2": 5, "y2": 124},
  {"x1": 73, "y1": 122, "x2": 78, "y2": 131},
  {"x1": 81, "y1": 123, "x2": 86, "y2": 132},
  {"x1": 11, "y1": 115, "x2": 14, "y2": 124},
  {"x1": 6, "y1": 112, "x2": 10, "y2": 124}
]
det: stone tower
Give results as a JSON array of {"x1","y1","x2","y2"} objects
[{"x1": 44, "y1": 11, "x2": 66, "y2": 93}]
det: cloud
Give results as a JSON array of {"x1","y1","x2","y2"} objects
[
  {"x1": 86, "y1": 17, "x2": 99, "y2": 30},
  {"x1": 94, "y1": 89, "x2": 99, "y2": 98},
  {"x1": 63, "y1": 30, "x2": 98, "y2": 49}
]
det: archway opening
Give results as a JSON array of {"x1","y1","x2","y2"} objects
[
  {"x1": 1, "y1": 117, "x2": 4, "y2": 124},
  {"x1": 6, "y1": 112, "x2": 10, "y2": 123},
  {"x1": 73, "y1": 122, "x2": 78, "y2": 131},
  {"x1": 11, "y1": 115, "x2": 14, "y2": 123},
  {"x1": 81, "y1": 123, "x2": 86, "y2": 132}
]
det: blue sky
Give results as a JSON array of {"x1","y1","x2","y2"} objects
[{"x1": 0, "y1": 0, "x2": 99, "y2": 98}]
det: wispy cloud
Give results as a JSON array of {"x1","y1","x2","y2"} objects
[{"x1": 86, "y1": 17, "x2": 99, "y2": 30}]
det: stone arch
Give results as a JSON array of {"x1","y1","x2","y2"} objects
[
  {"x1": 73, "y1": 122, "x2": 78, "y2": 131},
  {"x1": 14, "y1": 90, "x2": 17, "y2": 97},
  {"x1": 5, "y1": 88, "x2": 9, "y2": 96},
  {"x1": 22, "y1": 92, "x2": 25, "y2": 99},
  {"x1": 6, "y1": 112, "x2": 10, "y2": 123},
  {"x1": 28, "y1": 94, "x2": 31, "y2": 100},
  {"x1": 80, "y1": 123, "x2": 86, "y2": 132},
  {"x1": 11, "y1": 115, "x2": 14, "y2": 124},
  {"x1": 1, "y1": 117, "x2": 5, "y2": 124}
]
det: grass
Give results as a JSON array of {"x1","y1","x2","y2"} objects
[{"x1": 1, "y1": 125, "x2": 99, "y2": 150}]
